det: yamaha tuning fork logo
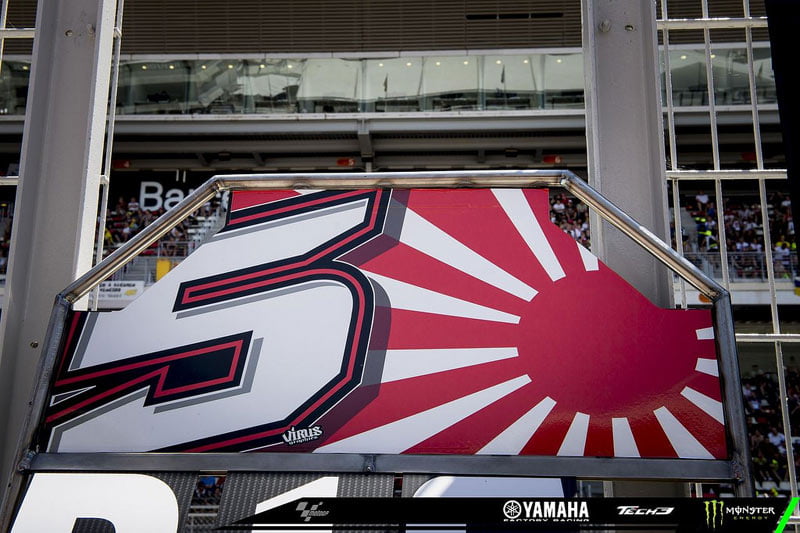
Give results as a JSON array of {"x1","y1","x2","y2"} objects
[{"x1": 502, "y1": 500, "x2": 523, "y2": 519}]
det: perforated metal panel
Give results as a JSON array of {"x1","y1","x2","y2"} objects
[{"x1": 3, "y1": 0, "x2": 771, "y2": 55}]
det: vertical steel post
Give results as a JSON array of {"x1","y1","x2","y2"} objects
[
  {"x1": 582, "y1": 0, "x2": 683, "y2": 497},
  {"x1": 714, "y1": 293, "x2": 755, "y2": 496},
  {"x1": 581, "y1": 0, "x2": 672, "y2": 306},
  {"x1": 0, "y1": 0, "x2": 116, "y2": 503}
]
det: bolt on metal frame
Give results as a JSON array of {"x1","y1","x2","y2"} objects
[
  {"x1": 659, "y1": 0, "x2": 798, "y2": 505},
  {"x1": 0, "y1": 169, "x2": 754, "y2": 532}
]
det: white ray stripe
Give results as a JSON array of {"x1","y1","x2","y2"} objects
[
  {"x1": 399, "y1": 206, "x2": 537, "y2": 301},
  {"x1": 695, "y1": 358, "x2": 719, "y2": 377},
  {"x1": 557, "y1": 412, "x2": 590, "y2": 456},
  {"x1": 612, "y1": 417, "x2": 640, "y2": 457},
  {"x1": 365, "y1": 272, "x2": 521, "y2": 324},
  {"x1": 491, "y1": 189, "x2": 566, "y2": 281},
  {"x1": 477, "y1": 396, "x2": 556, "y2": 455},
  {"x1": 380, "y1": 347, "x2": 518, "y2": 383},
  {"x1": 653, "y1": 406, "x2": 714, "y2": 459},
  {"x1": 696, "y1": 327, "x2": 715, "y2": 340},
  {"x1": 681, "y1": 386, "x2": 724, "y2": 424},
  {"x1": 315, "y1": 375, "x2": 532, "y2": 453},
  {"x1": 576, "y1": 241, "x2": 599, "y2": 271}
]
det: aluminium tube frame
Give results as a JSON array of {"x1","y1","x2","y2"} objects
[{"x1": 0, "y1": 170, "x2": 753, "y2": 527}]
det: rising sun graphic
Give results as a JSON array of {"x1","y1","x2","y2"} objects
[
  {"x1": 245, "y1": 188, "x2": 727, "y2": 460},
  {"x1": 40, "y1": 187, "x2": 726, "y2": 458}
]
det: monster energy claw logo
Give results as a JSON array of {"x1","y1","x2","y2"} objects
[{"x1": 705, "y1": 500, "x2": 724, "y2": 529}]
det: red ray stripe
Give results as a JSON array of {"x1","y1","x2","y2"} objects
[
  {"x1": 403, "y1": 384, "x2": 541, "y2": 454},
  {"x1": 670, "y1": 395, "x2": 727, "y2": 459},
  {"x1": 583, "y1": 417, "x2": 614, "y2": 457},
  {"x1": 404, "y1": 189, "x2": 559, "y2": 292},
  {"x1": 628, "y1": 411, "x2": 678, "y2": 458},
  {"x1": 320, "y1": 362, "x2": 521, "y2": 446},
  {"x1": 230, "y1": 190, "x2": 302, "y2": 212},
  {"x1": 520, "y1": 403, "x2": 573, "y2": 456},
  {"x1": 379, "y1": 309, "x2": 518, "y2": 350},
  {"x1": 351, "y1": 241, "x2": 529, "y2": 316}
]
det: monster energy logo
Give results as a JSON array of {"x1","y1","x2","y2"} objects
[{"x1": 705, "y1": 500, "x2": 724, "y2": 529}]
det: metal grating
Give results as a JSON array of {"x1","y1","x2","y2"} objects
[
  {"x1": 1, "y1": 0, "x2": 772, "y2": 55},
  {"x1": 659, "y1": 0, "x2": 798, "y2": 505}
]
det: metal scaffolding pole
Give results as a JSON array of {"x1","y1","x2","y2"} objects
[
  {"x1": 581, "y1": 0, "x2": 672, "y2": 307},
  {"x1": 0, "y1": 0, "x2": 116, "y2": 504},
  {"x1": 580, "y1": 0, "x2": 745, "y2": 497}
]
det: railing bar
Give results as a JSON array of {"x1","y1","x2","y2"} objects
[
  {"x1": 660, "y1": 4, "x2": 679, "y2": 174},
  {"x1": 714, "y1": 178, "x2": 730, "y2": 289},
  {"x1": 743, "y1": 0, "x2": 765, "y2": 171},
  {"x1": 92, "y1": 0, "x2": 126, "y2": 310},
  {"x1": 738, "y1": 334, "x2": 800, "y2": 343},
  {"x1": 666, "y1": 170, "x2": 787, "y2": 180},
  {"x1": 701, "y1": 0, "x2": 721, "y2": 173},
  {"x1": 671, "y1": 179, "x2": 688, "y2": 309},
  {"x1": 758, "y1": 179, "x2": 781, "y2": 332},
  {"x1": 0, "y1": 0, "x2": 9, "y2": 75},
  {"x1": 657, "y1": 17, "x2": 768, "y2": 30},
  {"x1": 0, "y1": 28, "x2": 34, "y2": 38},
  {"x1": 661, "y1": 2, "x2": 691, "y2": 311},
  {"x1": 774, "y1": 341, "x2": 799, "y2": 499}
]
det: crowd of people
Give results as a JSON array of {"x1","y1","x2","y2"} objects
[
  {"x1": 102, "y1": 195, "x2": 222, "y2": 258},
  {"x1": 678, "y1": 190, "x2": 796, "y2": 277},
  {"x1": 743, "y1": 366, "x2": 800, "y2": 492},
  {"x1": 549, "y1": 192, "x2": 591, "y2": 248},
  {"x1": 550, "y1": 190, "x2": 797, "y2": 277}
]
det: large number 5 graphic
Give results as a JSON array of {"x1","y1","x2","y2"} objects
[{"x1": 43, "y1": 190, "x2": 390, "y2": 452}]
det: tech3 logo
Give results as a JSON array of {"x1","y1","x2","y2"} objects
[{"x1": 705, "y1": 500, "x2": 724, "y2": 529}]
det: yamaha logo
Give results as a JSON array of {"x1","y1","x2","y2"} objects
[
  {"x1": 503, "y1": 500, "x2": 522, "y2": 519},
  {"x1": 502, "y1": 500, "x2": 590, "y2": 523}
]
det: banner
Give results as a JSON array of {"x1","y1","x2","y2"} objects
[
  {"x1": 40, "y1": 189, "x2": 725, "y2": 459},
  {"x1": 11, "y1": 473, "x2": 799, "y2": 532},
  {"x1": 97, "y1": 280, "x2": 145, "y2": 308}
]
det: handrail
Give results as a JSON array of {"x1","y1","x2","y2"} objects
[{"x1": 63, "y1": 169, "x2": 725, "y2": 302}]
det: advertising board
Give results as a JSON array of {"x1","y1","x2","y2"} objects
[{"x1": 42, "y1": 188, "x2": 724, "y2": 459}]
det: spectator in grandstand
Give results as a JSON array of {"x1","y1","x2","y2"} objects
[
  {"x1": 768, "y1": 426, "x2": 787, "y2": 455},
  {"x1": 127, "y1": 196, "x2": 140, "y2": 213}
]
